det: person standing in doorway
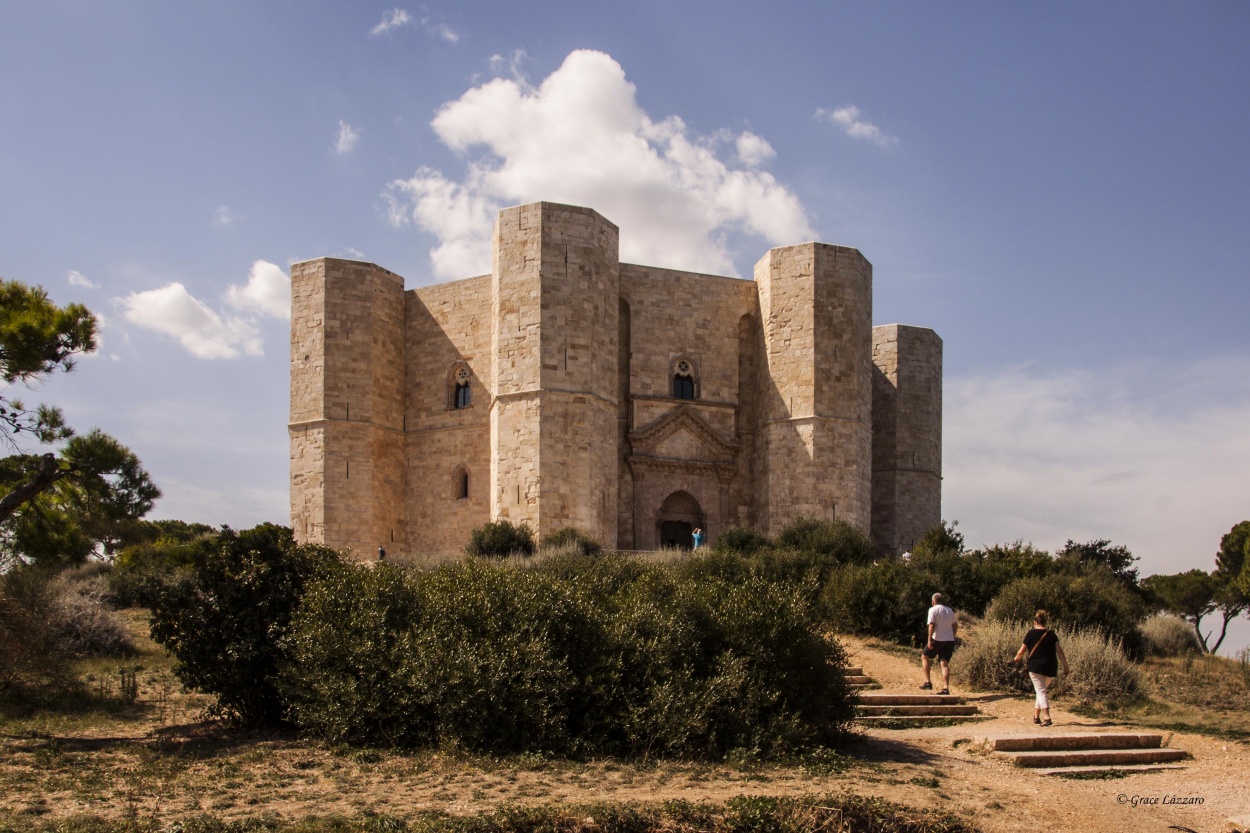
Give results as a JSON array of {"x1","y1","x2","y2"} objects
[
  {"x1": 920, "y1": 593, "x2": 958, "y2": 695},
  {"x1": 692, "y1": 527, "x2": 704, "y2": 550}
]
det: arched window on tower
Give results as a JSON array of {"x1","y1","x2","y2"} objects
[
  {"x1": 449, "y1": 363, "x2": 472, "y2": 409},
  {"x1": 672, "y1": 358, "x2": 696, "y2": 400},
  {"x1": 452, "y1": 465, "x2": 469, "y2": 500}
]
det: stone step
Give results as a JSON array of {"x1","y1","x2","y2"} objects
[
  {"x1": 857, "y1": 704, "x2": 981, "y2": 716},
  {"x1": 844, "y1": 675, "x2": 873, "y2": 685},
  {"x1": 1033, "y1": 763, "x2": 1189, "y2": 777},
  {"x1": 843, "y1": 666, "x2": 864, "y2": 676},
  {"x1": 988, "y1": 733, "x2": 1164, "y2": 752},
  {"x1": 855, "y1": 715, "x2": 990, "y2": 725},
  {"x1": 856, "y1": 694, "x2": 963, "y2": 706},
  {"x1": 1003, "y1": 748, "x2": 1188, "y2": 768}
]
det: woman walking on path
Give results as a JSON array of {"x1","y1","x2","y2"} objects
[{"x1": 1014, "y1": 610, "x2": 1070, "y2": 726}]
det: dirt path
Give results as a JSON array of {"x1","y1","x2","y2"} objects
[
  {"x1": 2, "y1": 637, "x2": 1248, "y2": 832},
  {"x1": 837, "y1": 636, "x2": 1250, "y2": 833}
]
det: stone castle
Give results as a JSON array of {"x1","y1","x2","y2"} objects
[{"x1": 289, "y1": 201, "x2": 942, "y2": 558}]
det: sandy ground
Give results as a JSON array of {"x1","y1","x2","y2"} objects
[{"x1": 2, "y1": 636, "x2": 1248, "y2": 832}]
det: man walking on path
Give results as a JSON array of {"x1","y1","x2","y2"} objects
[{"x1": 920, "y1": 592, "x2": 958, "y2": 695}]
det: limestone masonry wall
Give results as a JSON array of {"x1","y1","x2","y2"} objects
[
  {"x1": 290, "y1": 201, "x2": 942, "y2": 559},
  {"x1": 871, "y1": 324, "x2": 943, "y2": 554}
]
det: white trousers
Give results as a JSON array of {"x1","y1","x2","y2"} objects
[{"x1": 1029, "y1": 672, "x2": 1054, "y2": 709}]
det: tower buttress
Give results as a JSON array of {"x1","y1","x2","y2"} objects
[{"x1": 289, "y1": 258, "x2": 405, "y2": 559}]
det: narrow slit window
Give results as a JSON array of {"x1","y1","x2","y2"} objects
[{"x1": 457, "y1": 470, "x2": 469, "y2": 499}]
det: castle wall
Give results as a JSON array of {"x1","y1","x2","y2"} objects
[
  {"x1": 753, "y1": 244, "x2": 873, "y2": 535},
  {"x1": 491, "y1": 203, "x2": 621, "y2": 544},
  {"x1": 871, "y1": 324, "x2": 943, "y2": 554},
  {"x1": 404, "y1": 276, "x2": 493, "y2": 554},
  {"x1": 618, "y1": 265, "x2": 756, "y2": 545},
  {"x1": 289, "y1": 258, "x2": 405, "y2": 559},
  {"x1": 290, "y1": 201, "x2": 940, "y2": 559}
]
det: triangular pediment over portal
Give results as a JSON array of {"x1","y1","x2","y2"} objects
[{"x1": 628, "y1": 405, "x2": 737, "y2": 464}]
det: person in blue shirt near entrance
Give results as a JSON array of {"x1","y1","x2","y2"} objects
[{"x1": 692, "y1": 527, "x2": 704, "y2": 549}]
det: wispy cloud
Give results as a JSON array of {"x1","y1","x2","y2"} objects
[
  {"x1": 370, "y1": 8, "x2": 412, "y2": 37},
  {"x1": 943, "y1": 356, "x2": 1250, "y2": 578},
  {"x1": 335, "y1": 121, "x2": 360, "y2": 155},
  {"x1": 385, "y1": 49, "x2": 814, "y2": 280},
  {"x1": 67, "y1": 270, "x2": 98, "y2": 289},
  {"x1": 115, "y1": 260, "x2": 289, "y2": 359},
  {"x1": 214, "y1": 205, "x2": 242, "y2": 227},
  {"x1": 816, "y1": 105, "x2": 899, "y2": 148},
  {"x1": 421, "y1": 18, "x2": 459, "y2": 43}
]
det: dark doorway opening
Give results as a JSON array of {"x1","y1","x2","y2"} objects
[{"x1": 660, "y1": 521, "x2": 693, "y2": 549}]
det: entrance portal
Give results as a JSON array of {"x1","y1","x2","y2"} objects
[
  {"x1": 660, "y1": 521, "x2": 693, "y2": 549},
  {"x1": 656, "y1": 490, "x2": 703, "y2": 550}
]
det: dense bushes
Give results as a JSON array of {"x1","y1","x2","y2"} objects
[
  {"x1": 819, "y1": 560, "x2": 936, "y2": 645},
  {"x1": 985, "y1": 568, "x2": 1146, "y2": 657},
  {"x1": 149, "y1": 523, "x2": 341, "y2": 725},
  {"x1": 108, "y1": 522, "x2": 217, "y2": 607},
  {"x1": 465, "y1": 520, "x2": 536, "y2": 557},
  {"x1": 775, "y1": 518, "x2": 875, "y2": 567},
  {"x1": 283, "y1": 554, "x2": 854, "y2": 757},
  {"x1": 539, "y1": 526, "x2": 603, "y2": 557}
]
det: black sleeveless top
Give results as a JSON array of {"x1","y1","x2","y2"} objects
[{"x1": 1022, "y1": 627, "x2": 1059, "y2": 677}]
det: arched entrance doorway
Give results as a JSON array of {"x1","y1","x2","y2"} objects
[{"x1": 657, "y1": 490, "x2": 703, "y2": 550}]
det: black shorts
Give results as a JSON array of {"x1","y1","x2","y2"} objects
[{"x1": 923, "y1": 640, "x2": 955, "y2": 662}]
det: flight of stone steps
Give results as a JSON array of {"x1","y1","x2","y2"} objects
[
  {"x1": 842, "y1": 665, "x2": 985, "y2": 725},
  {"x1": 981, "y1": 732, "x2": 1188, "y2": 776},
  {"x1": 854, "y1": 692, "x2": 985, "y2": 725},
  {"x1": 842, "y1": 665, "x2": 874, "y2": 688}
]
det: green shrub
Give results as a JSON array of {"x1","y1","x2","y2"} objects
[
  {"x1": 149, "y1": 523, "x2": 342, "y2": 725},
  {"x1": 712, "y1": 526, "x2": 773, "y2": 556},
  {"x1": 465, "y1": 520, "x2": 536, "y2": 558},
  {"x1": 909, "y1": 543, "x2": 1051, "y2": 617},
  {"x1": 539, "y1": 526, "x2": 603, "y2": 557},
  {"x1": 108, "y1": 529, "x2": 216, "y2": 608},
  {"x1": 985, "y1": 568, "x2": 1146, "y2": 657},
  {"x1": 775, "y1": 518, "x2": 874, "y2": 567},
  {"x1": 819, "y1": 559, "x2": 937, "y2": 644},
  {"x1": 1140, "y1": 613, "x2": 1202, "y2": 657},
  {"x1": 283, "y1": 557, "x2": 854, "y2": 758}
]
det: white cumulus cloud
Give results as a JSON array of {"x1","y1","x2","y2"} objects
[
  {"x1": 116, "y1": 260, "x2": 289, "y2": 359},
  {"x1": 735, "y1": 132, "x2": 776, "y2": 167},
  {"x1": 119, "y1": 283, "x2": 261, "y2": 360},
  {"x1": 370, "y1": 8, "x2": 411, "y2": 36},
  {"x1": 335, "y1": 121, "x2": 360, "y2": 155},
  {"x1": 386, "y1": 49, "x2": 815, "y2": 280},
  {"x1": 816, "y1": 105, "x2": 899, "y2": 149},
  {"x1": 943, "y1": 355, "x2": 1250, "y2": 580},
  {"x1": 67, "y1": 270, "x2": 98, "y2": 289},
  {"x1": 225, "y1": 260, "x2": 291, "y2": 320}
]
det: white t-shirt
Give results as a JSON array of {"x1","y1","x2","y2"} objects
[{"x1": 927, "y1": 604, "x2": 957, "y2": 642}]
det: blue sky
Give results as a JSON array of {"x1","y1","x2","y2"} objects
[{"x1": 2, "y1": 3, "x2": 1248, "y2": 651}]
